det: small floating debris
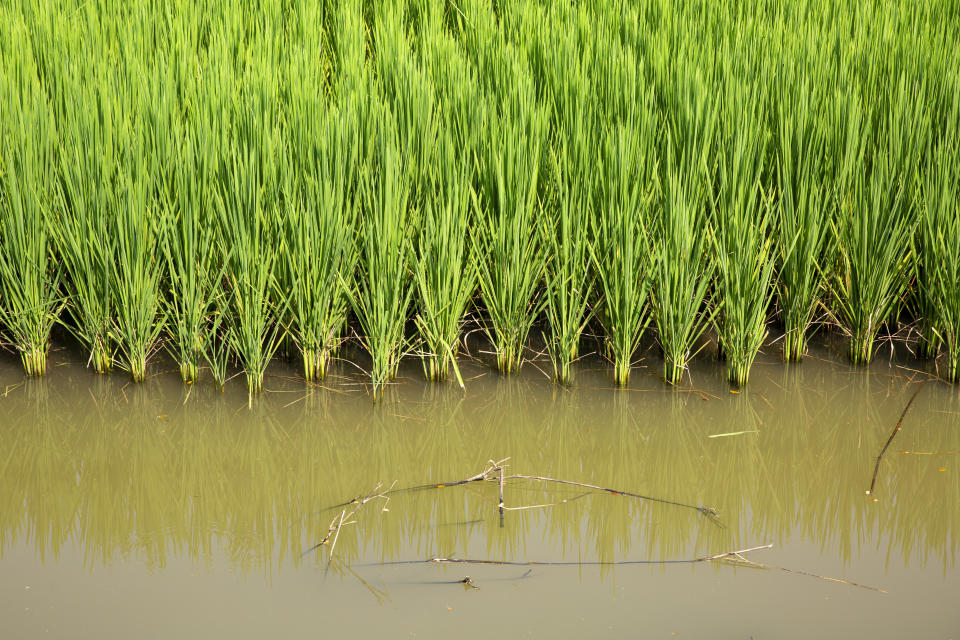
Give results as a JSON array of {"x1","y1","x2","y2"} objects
[{"x1": 707, "y1": 430, "x2": 759, "y2": 439}]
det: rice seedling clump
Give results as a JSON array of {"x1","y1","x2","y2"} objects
[{"x1": 0, "y1": 0, "x2": 957, "y2": 392}]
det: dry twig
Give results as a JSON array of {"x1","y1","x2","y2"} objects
[{"x1": 866, "y1": 382, "x2": 926, "y2": 496}]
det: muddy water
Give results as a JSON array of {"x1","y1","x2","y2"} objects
[{"x1": 0, "y1": 339, "x2": 958, "y2": 639}]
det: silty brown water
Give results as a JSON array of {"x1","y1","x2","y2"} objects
[{"x1": 0, "y1": 338, "x2": 957, "y2": 638}]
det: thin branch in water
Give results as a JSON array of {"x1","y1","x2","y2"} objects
[
  {"x1": 707, "y1": 430, "x2": 760, "y2": 439},
  {"x1": 423, "y1": 543, "x2": 773, "y2": 566},
  {"x1": 498, "y1": 464, "x2": 505, "y2": 527},
  {"x1": 502, "y1": 492, "x2": 593, "y2": 511},
  {"x1": 504, "y1": 474, "x2": 719, "y2": 520},
  {"x1": 866, "y1": 382, "x2": 927, "y2": 496},
  {"x1": 897, "y1": 450, "x2": 958, "y2": 455},
  {"x1": 724, "y1": 556, "x2": 887, "y2": 593}
]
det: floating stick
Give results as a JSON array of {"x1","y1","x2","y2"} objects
[{"x1": 866, "y1": 382, "x2": 926, "y2": 496}]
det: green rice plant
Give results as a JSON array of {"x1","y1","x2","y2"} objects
[
  {"x1": 830, "y1": 96, "x2": 917, "y2": 365},
  {"x1": 649, "y1": 69, "x2": 718, "y2": 385},
  {"x1": 215, "y1": 132, "x2": 284, "y2": 395},
  {"x1": 50, "y1": 80, "x2": 120, "y2": 374},
  {"x1": 590, "y1": 112, "x2": 658, "y2": 386},
  {"x1": 541, "y1": 134, "x2": 594, "y2": 385},
  {"x1": 412, "y1": 134, "x2": 475, "y2": 386},
  {"x1": 349, "y1": 116, "x2": 415, "y2": 398},
  {"x1": 533, "y1": 11, "x2": 598, "y2": 385},
  {"x1": 203, "y1": 288, "x2": 233, "y2": 390},
  {"x1": 881, "y1": 74, "x2": 934, "y2": 358},
  {"x1": 281, "y1": 103, "x2": 360, "y2": 382},
  {"x1": 3, "y1": 0, "x2": 957, "y2": 394},
  {"x1": 158, "y1": 120, "x2": 223, "y2": 384},
  {"x1": 0, "y1": 67, "x2": 61, "y2": 376},
  {"x1": 111, "y1": 139, "x2": 164, "y2": 382},
  {"x1": 919, "y1": 107, "x2": 960, "y2": 382},
  {"x1": 373, "y1": 0, "x2": 438, "y2": 206},
  {"x1": 473, "y1": 68, "x2": 547, "y2": 374},
  {"x1": 775, "y1": 76, "x2": 831, "y2": 362},
  {"x1": 712, "y1": 80, "x2": 775, "y2": 386}
]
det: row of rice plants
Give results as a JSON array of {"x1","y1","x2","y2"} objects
[{"x1": 1, "y1": 0, "x2": 959, "y2": 393}]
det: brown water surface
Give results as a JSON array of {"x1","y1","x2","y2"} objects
[{"x1": 1, "y1": 341, "x2": 958, "y2": 638}]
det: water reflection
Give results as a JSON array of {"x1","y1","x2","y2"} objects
[{"x1": 0, "y1": 349, "x2": 957, "y2": 577}]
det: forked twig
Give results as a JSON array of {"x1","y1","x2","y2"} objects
[{"x1": 305, "y1": 481, "x2": 395, "y2": 557}]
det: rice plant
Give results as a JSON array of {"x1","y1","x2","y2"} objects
[
  {"x1": 349, "y1": 117, "x2": 415, "y2": 398},
  {"x1": 649, "y1": 69, "x2": 718, "y2": 385},
  {"x1": 532, "y1": 13, "x2": 598, "y2": 385},
  {"x1": 215, "y1": 122, "x2": 284, "y2": 395},
  {"x1": 473, "y1": 68, "x2": 547, "y2": 375},
  {"x1": 711, "y1": 79, "x2": 775, "y2": 386},
  {"x1": 158, "y1": 118, "x2": 223, "y2": 384},
  {"x1": 0, "y1": 67, "x2": 61, "y2": 376},
  {"x1": 50, "y1": 79, "x2": 119, "y2": 374},
  {"x1": 281, "y1": 104, "x2": 360, "y2": 382},
  {"x1": 111, "y1": 137, "x2": 164, "y2": 382},
  {"x1": 590, "y1": 113, "x2": 658, "y2": 386},
  {"x1": 775, "y1": 76, "x2": 831, "y2": 362},
  {"x1": 830, "y1": 92, "x2": 918, "y2": 365},
  {"x1": 0, "y1": 0, "x2": 957, "y2": 394},
  {"x1": 541, "y1": 135, "x2": 594, "y2": 385},
  {"x1": 412, "y1": 134, "x2": 475, "y2": 386},
  {"x1": 919, "y1": 104, "x2": 960, "y2": 382}
]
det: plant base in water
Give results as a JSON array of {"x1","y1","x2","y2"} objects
[
  {"x1": 246, "y1": 370, "x2": 264, "y2": 394},
  {"x1": 91, "y1": 342, "x2": 112, "y2": 374},
  {"x1": 849, "y1": 334, "x2": 875, "y2": 365},
  {"x1": 612, "y1": 360, "x2": 631, "y2": 386},
  {"x1": 180, "y1": 360, "x2": 199, "y2": 384},
  {"x1": 782, "y1": 328, "x2": 806, "y2": 363},
  {"x1": 128, "y1": 355, "x2": 148, "y2": 382},
  {"x1": 663, "y1": 357, "x2": 685, "y2": 386},
  {"x1": 422, "y1": 354, "x2": 449, "y2": 382},
  {"x1": 727, "y1": 360, "x2": 752, "y2": 387},
  {"x1": 917, "y1": 325, "x2": 940, "y2": 359},
  {"x1": 496, "y1": 343, "x2": 523, "y2": 375},
  {"x1": 20, "y1": 346, "x2": 47, "y2": 376},
  {"x1": 302, "y1": 348, "x2": 331, "y2": 382}
]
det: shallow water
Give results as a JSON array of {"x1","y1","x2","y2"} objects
[{"x1": 1, "y1": 338, "x2": 958, "y2": 639}]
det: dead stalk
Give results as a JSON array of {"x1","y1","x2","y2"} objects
[
  {"x1": 866, "y1": 381, "x2": 926, "y2": 496},
  {"x1": 306, "y1": 481, "x2": 395, "y2": 558}
]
